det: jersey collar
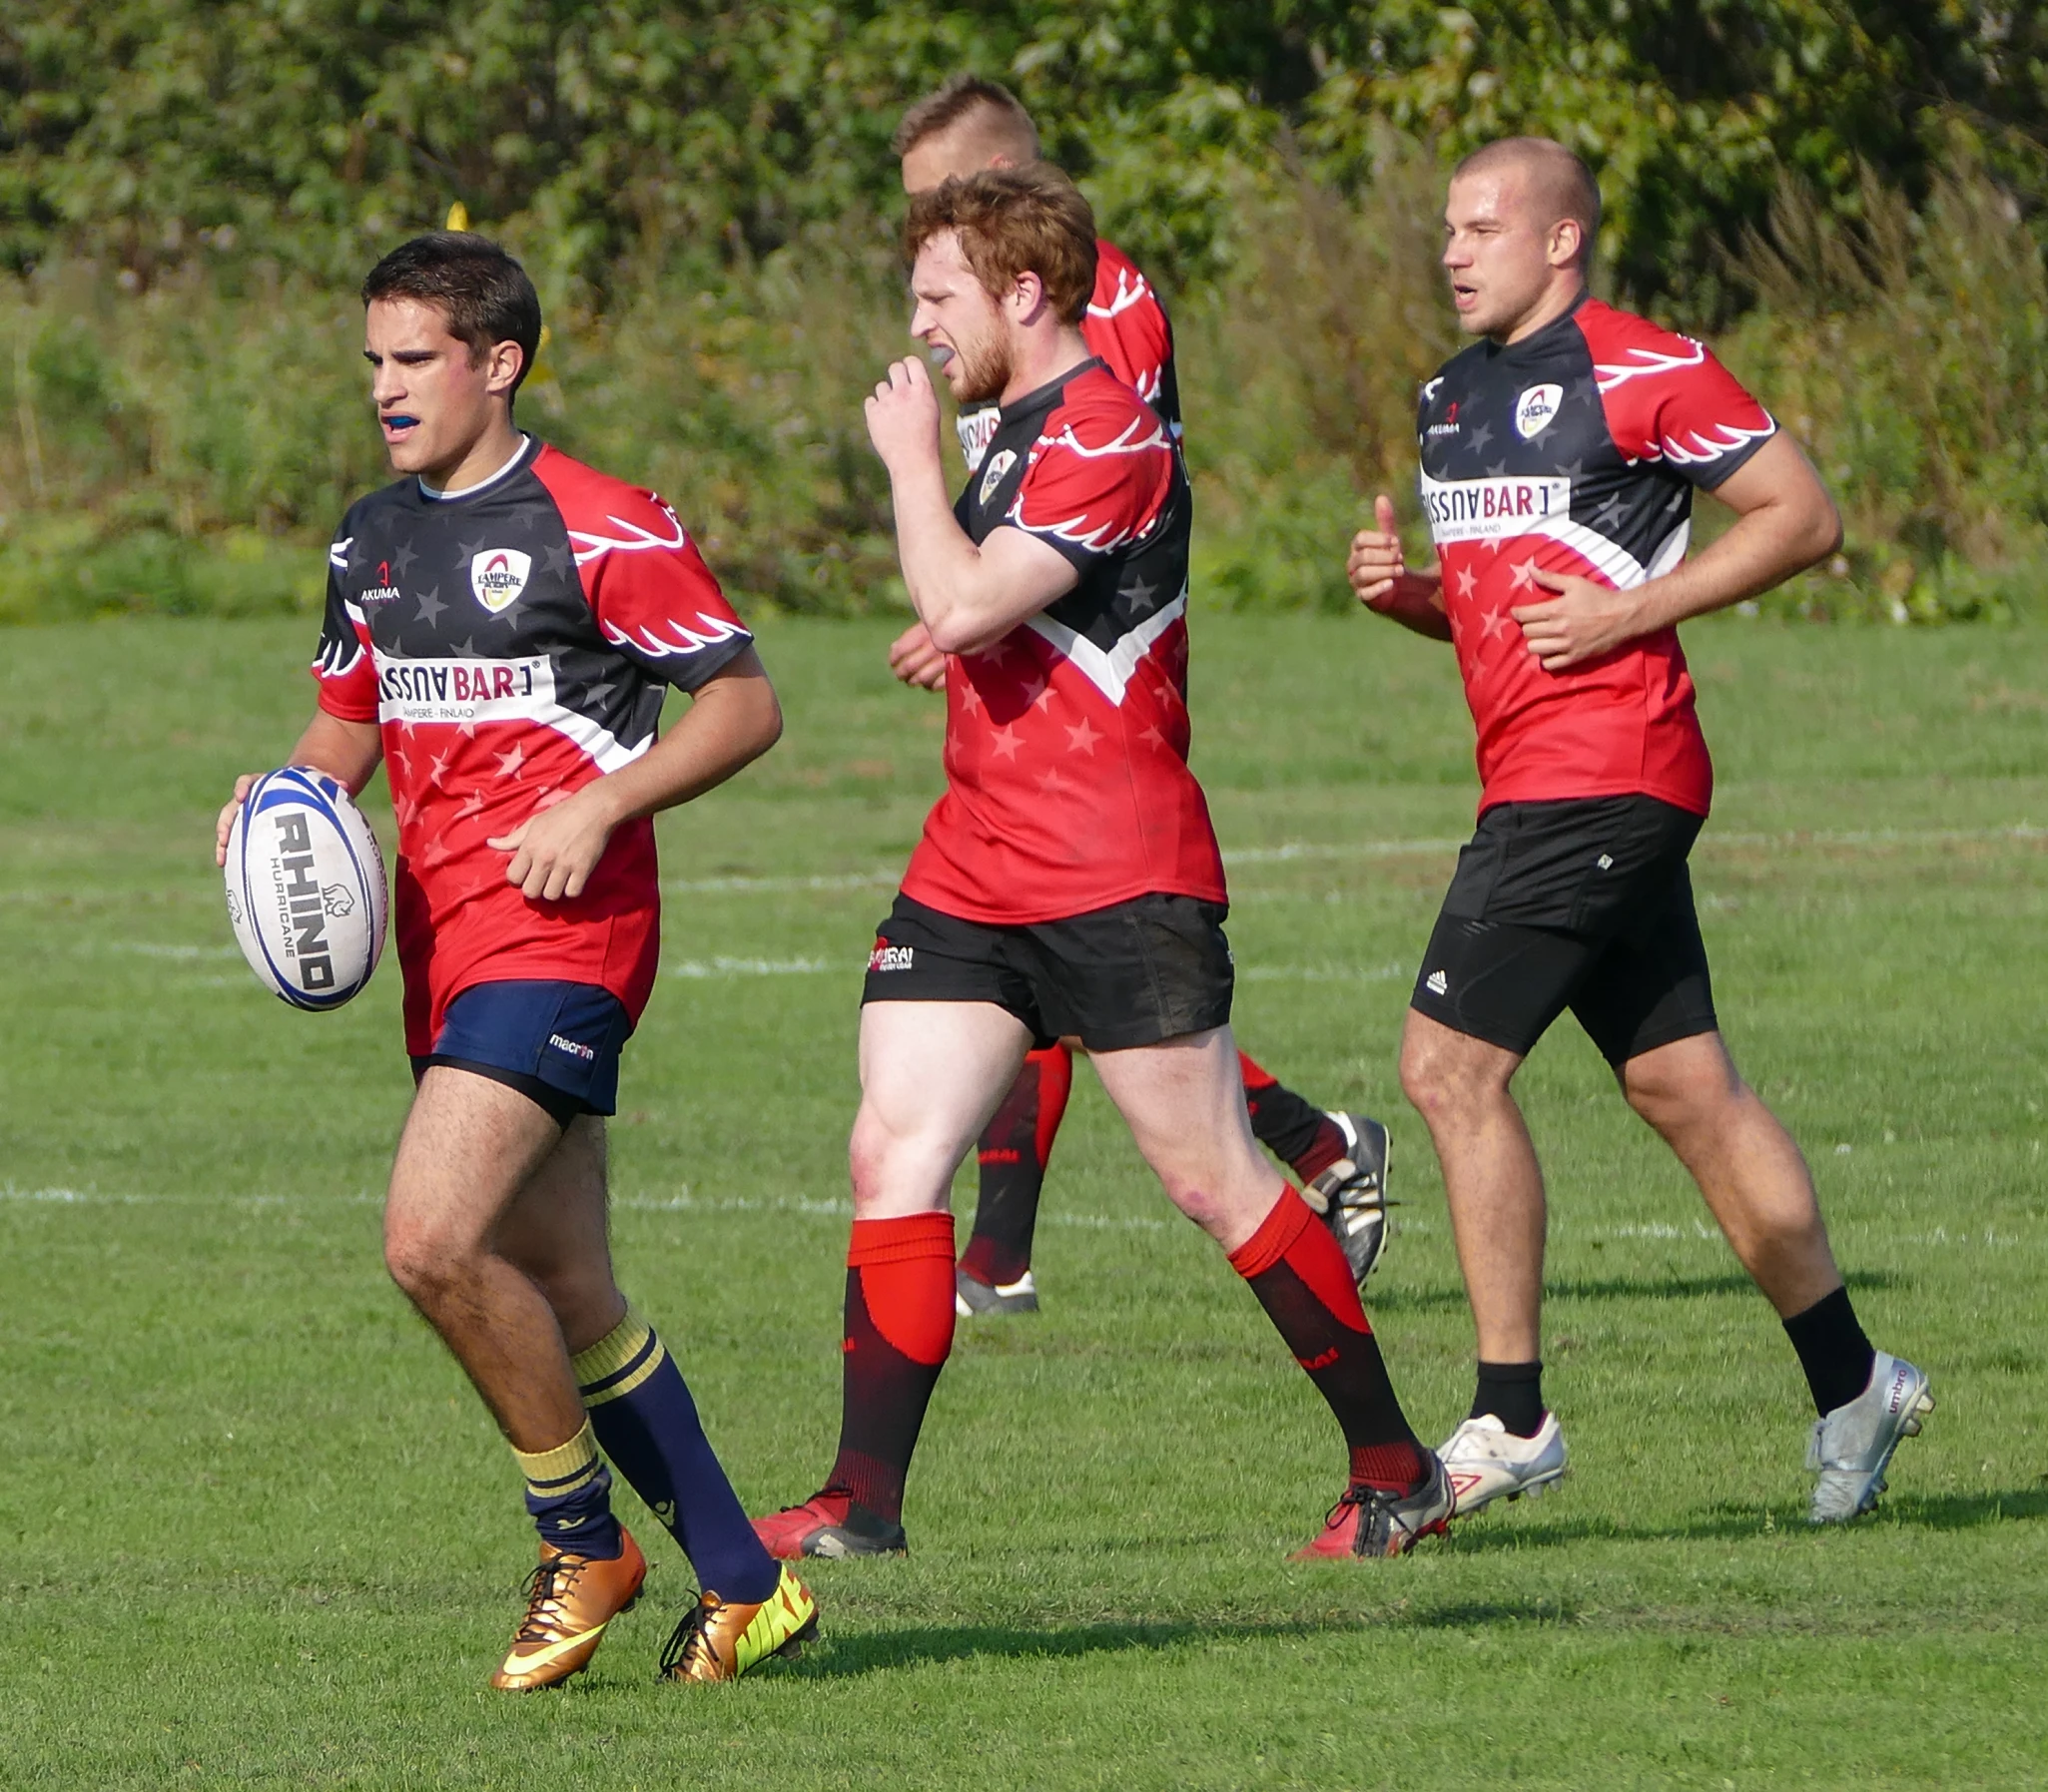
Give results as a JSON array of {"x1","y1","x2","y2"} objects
[
  {"x1": 418, "y1": 432, "x2": 536, "y2": 502},
  {"x1": 1487, "y1": 289, "x2": 1592, "y2": 364},
  {"x1": 997, "y1": 356, "x2": 1106, "y2": 429}
]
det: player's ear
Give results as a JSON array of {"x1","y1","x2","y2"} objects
[
  {"x1": 1009, "y1": 269, "x2": 1045, "y2": 321},
  {"x1": 483, "y1": 338, "x2": 525, "y2": 397}
]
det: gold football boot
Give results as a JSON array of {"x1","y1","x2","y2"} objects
[
  {"x1": 491, "y1": 1527, "x2": 647, "y2": 1691},
  {"x1": 657, "y1": 1563, "x2": 820, "y2": 1683}
]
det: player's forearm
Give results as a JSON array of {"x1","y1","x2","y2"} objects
[
  {"x1": 583, "y1": 652, "x2": 782, "y2": 825},
  {"x1": 1369, "y1": 568, "x2": 1454, "y2": 642},
  {"x1": 1628, "y1": 494, "x2": 1843, "y2": 635},
  {"x1": 292, "y1": 711, "x2": 383, "y2": 793},
  {"x1": 888, "y1": 457, "x2": 1021, "y2": 654}
]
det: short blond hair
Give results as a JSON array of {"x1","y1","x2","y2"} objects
[
  {"x1": 904, "y1": 164, "x2": 1096, "y2": 325},
  {"x1": 892, "y1": 74, "x2": 1039, "y2": 164},
  {"x1": 1454, "y1": 137, "x2": 1603, "y2": 264}
]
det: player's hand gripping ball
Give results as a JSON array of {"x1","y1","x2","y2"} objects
[{"x1": 223, "y1": 768, "x2": 388, "y2": 1009}]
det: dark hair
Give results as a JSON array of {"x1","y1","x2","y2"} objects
[
  {"x1": 904, "y1": 164, "x2": 1096, "y2": 325},
  {"x1": 360, "y1": 233, "x2": 542, "y2": 397},
  {"x1": 892, "y1": 73, "x2": 1039, "y2": 160}
]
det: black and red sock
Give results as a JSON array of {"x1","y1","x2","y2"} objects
[
  {"x1": 960, "y1": 1043, "x2": 1072, "y2": 1289},
  {"x1": 1237, "y1": 1051, "x2": 1349, "y2": 1184},
  {"x1": 1229, "y1": 1187, "x2": 1426, "y2": 1493},
  {"x1": 826, "y1": 1212, "x2": 957, "y2": 1523}
]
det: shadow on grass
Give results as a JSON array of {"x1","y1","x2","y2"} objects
[
  {"x1": 1441, "y1": 1484, "x2": 2046, "y2": 1552},
  {"x1": 1374, "y1": 1267, "x2": 1902, "y2": 1313},
  {"x1": 789, "y1": 1598, "x2": 1588, "y2": 1676}
]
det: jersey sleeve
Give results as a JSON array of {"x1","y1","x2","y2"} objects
[
  {"x1": 578, "y1": 488, "x2": 754, "y2": 693},
  {"x1": 1004, "y1": 394, "x2": 1175, "y2": 572},
  {"x1": 311, "y1": 527, "x2": 378, "y2": 722},
  {"x1": 1082, "y1": 247, "x2": 1174, "y2": 417},
  {"x1": 1589, "y1": 317, "x2": 1777, "y2": 489}
]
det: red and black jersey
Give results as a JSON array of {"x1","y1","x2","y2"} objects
[
  {"x1": 901, "y1": 358, "x2": 1225, "y2": 925},
  {"x1": 958, "y1": 239, "x2": 1179, "y2": 474},
  {"x1": 311, "y1": 436, "x2": 753, "y2": 1053},
  {"x1": 1418, "y1": 295, "x2": 1777, "y2": 817}
]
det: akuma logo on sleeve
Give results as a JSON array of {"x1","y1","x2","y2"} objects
[{"x1": 470, "y1": 548, "x2": 532, "y2": 613}]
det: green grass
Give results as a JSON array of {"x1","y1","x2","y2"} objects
[{"x1": 2, "y1": 611, "x2": 2045, "y2": 1789}]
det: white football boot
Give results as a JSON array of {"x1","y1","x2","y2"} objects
[
  {"x1": 1806, "y1": 1351, "x2": 1933, "y2": 1523},
  {"x1": 1438, "y1": 1411, "x2": 1569, "y2": 1515}
]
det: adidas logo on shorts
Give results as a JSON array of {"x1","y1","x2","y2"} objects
[{"x1": 1425, "y1": 969, "x2": 1449, "y2": 995}]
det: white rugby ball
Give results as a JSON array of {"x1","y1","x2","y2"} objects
[{"x1": 224, "y1": 767, "x2": 388, "y2": 1009}]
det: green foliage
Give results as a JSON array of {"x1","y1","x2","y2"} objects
[{"x1": 5, "y1": 4, "x2": 2048, "y2": 621}]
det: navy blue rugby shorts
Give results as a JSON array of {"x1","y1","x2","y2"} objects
[{"x1": 410, "y1": 978, "x2": 633, "y2": 1125}]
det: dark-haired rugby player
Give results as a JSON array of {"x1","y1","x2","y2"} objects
[
  {"x1": 884, "y1": 74, "x2": 1394, "y2": 1322},
  {"x1": 1347, "y1": 138, "x2": 1930, "y2": 1523},
  {"x1": 755, "y1": 165, "x2": 1447, "y2": 1563},
  {"x1": 216, "y1": 232, "x2": 818, "y2": 1685}
]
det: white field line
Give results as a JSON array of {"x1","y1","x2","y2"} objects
[
  {"x1": 655, "y1": 823, "x2": 2042, "y2": 896},
  {"x1": 2, "y1": 824, "x2": 2036, "y2": 911},
  {"x1": 0, "y1": 1183, "x2": 2026, "y2": 1251}
]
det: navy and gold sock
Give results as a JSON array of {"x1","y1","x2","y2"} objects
[
  {"x1": 513, "y1": 1420, "x2": 623, "y2": 1559},
  {"x1": 573, "y1": 1307, "x2": 778, "y2": 1602}
]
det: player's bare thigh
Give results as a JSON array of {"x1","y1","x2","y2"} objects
[
  {"x1": 852, "y1": 1000, "x2": 1033, "y2": 1218},
  {"x1": 1086, "y1": 1023, "x2": 1278, "y2": 1253},
  {"x1": 383, "y1": 1065, "x2": 569, "y2": 1285}
]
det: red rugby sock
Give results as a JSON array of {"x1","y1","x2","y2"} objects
[
  {"x1": 826, "y1": 1213, "x2": 957, "y2": 1522},
  {"x1": 1229, "y1": 1188, "x2": 1427, "y2": 1493}
]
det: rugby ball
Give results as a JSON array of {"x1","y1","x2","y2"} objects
[{"x1": 224, "y1": 767, "x2": 388, "y2": 1009}]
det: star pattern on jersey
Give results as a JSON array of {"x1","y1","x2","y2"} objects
[
  {"x1": 1467, "y1": 420, "x2": 1494, "y2": 455},
  {"x1": 427, "y1": 748, "x2": 453, "y2": 787},
  {"x1": 494, "y1": 743, "x2": 526, "y2": 780},
  {"x1": 1454, "y1": 564, "x2": 1479, "y2": 600},
  {"x1": 391, "y1": 540, "x2": 418, "y2": 579},
  {"x1": 988, "y1": 727, "x2": 1024, "y2": 761},
  {"x1": 1065, "y1": 717, "x2": 1102, "y2": 756},
  {"x1": 958, "y1": 679, "x2": 983, "y2": 716},
  {"x1": 1478, "y1": 605, "x2": 1512, "y2": 643},
  {"x1": 1592, "y1": 491, "x2": 1629, "y2": 531},
  {"x1": 454, "y1": 788, "x2": 487, "y2": 821},
  {"x1": 542, "y1": 542, "x2": 574, "y2": 577},
  {"x1": 414, "y1": 585, "x2": 445, "y2": 626},
  {"x1": 1509, "y1": 557, "x2": 1541, "y2": 593}
]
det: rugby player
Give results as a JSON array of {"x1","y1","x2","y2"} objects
[
  {"x1": 887, "y1": 75, "x2": 1394, "y2": 1321},
  {"x1": 216, "y1": 233, "x2": 818, "y2": 1685},
  {"x1": 755, "y1": 165, "x2": 1447, "y2": 1563},
  {"x1": 1347, "y1": 138, "x2": 1931, "y2": 1523}
]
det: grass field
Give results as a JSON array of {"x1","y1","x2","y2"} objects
[{"x1": 2, "y1": 611, "x2": 2045, "y2": 1790}]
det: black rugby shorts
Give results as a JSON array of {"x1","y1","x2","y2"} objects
[
  {"x1": 1409, "y1": 795, "x2": 1717, "y2": 1066},
  {"x1": 862, "y1": 892, "x2": 1234, "y2": 1051}
]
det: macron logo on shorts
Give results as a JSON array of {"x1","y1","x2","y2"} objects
[
  {"x1": 867, "y1": 942, "x2": 914, "y2": 973},
  {"x1": 547, "y1": 1032, "x2": 597, "y2": 1062},
  {"x1": 1425, "y1": 969, "x2": 1449, "y2": 996}
]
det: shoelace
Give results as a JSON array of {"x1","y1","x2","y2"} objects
[
  {"x1": 511, "y1": 1557, "x2": 584, "y2": 1643},
  {"x1": 1321, "y1": 1480, "x2": 1429, "y2": 1541},
  {"x1": 656, "y1": 1590, "x2": 711, "y2": 1677}
]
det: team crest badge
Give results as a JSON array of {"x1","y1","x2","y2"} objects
[
  {"x1": 469, "y1": 548, "x2": 532, "y2": 614},
  {"x1": 1514, "y1": 384, "x2": 1563, "y2": 439},
  {"x1": 979, "y1": 448, "x2": 1019, "y2": 506}
]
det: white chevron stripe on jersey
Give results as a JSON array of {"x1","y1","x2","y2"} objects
[
  {"x1": 329, "y1": 537, "x2": 352, "y2": 570},
  {"x1": 1023, "y1": 587, "x2": 1186, "y2": 706},
  {"x1": 371, "y1": 650, "x2": 648, "y2": 774},
  {"x1": 1524, "y1": 512, "x2": 1695, "y2": 590}
]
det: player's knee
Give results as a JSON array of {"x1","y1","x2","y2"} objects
[
  {"x1": 1400, "y1": 1029, "x2": 1500, "y2": 1120},
  {"x1": 382, "y1": 1212, "x2": 480, "y2": 1308}
]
